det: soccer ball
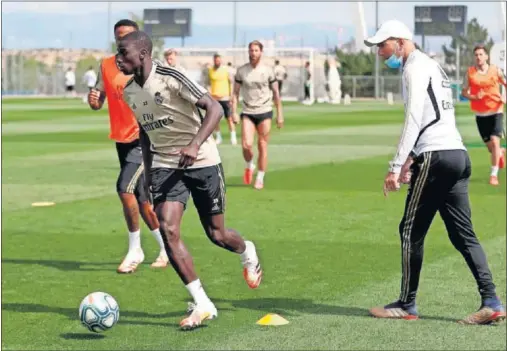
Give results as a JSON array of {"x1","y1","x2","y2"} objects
[{"x1": 79, "y1": 292, "x2": 120, "y2": 333}]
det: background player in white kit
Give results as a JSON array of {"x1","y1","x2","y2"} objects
[
  {"x1": 82, "y1": 66, "x2": 97, "y2": 103},
  {"x1": 231, "y1": 40, "x2": 284, "y2": 190},
  {"x1": 116, "y1": 31, "x2": 263, "y2": 330}
]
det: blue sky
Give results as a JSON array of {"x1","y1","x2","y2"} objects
[{"x1": 1, "y1": 1, "x2": 505, "y2": 50}]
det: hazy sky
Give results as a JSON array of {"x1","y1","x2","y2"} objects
[{"x1": 2, "y1": 1, "x2": 505, "y2": 36}]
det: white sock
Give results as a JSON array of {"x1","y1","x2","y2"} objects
[
  {"x1": 216, "y1": 131, "x2": 222, "y2": 139},
  {"x1": 256, "y1": 171, "x2": 265, "y2": 182},
  {"x1": 230, "y1": 131, "x2": 237, "y2": 140},
  {"x1": 246, "y1": 160, "x2": 255, "y2": 170},
  {"x1": 491, "y1": 166, "x2": 499, "y2": 177},
  {"x1": 128, "y1": 230, "x2": 141, "y2": 252},
  {"x1": 186, "y1": 279, "x2": 212, "y2": 306},
  {"x1": 150, "y1": 228, "x2": 166, "y2": 255},
  {"x1": 240, "y1": 241, "x2": 257, "y2": 264}
]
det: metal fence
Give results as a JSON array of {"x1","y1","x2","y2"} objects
[{"x1": 1, "y1": 52, "x2": 463, "y2": 100}]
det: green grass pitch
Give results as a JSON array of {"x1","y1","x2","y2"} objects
[{"x1": 1, "y1": 98, "x2": 505, "y2": 350}]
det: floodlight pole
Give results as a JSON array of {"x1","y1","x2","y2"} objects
[
  {"x1": 107, "y1": 2, "x2": 112, "y2": 52},
  {"x1": 456, "y1": 45, "x2": 461, "y2": 101},
  {"x1": 374, "y1": 0, "x2": 380, "y2": 99},
  {"x1": 233, "y1": 1, "x2": 237, "y2": 48}
]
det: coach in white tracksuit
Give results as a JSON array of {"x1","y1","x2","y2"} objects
[{"x1": 365, "y1": 19, "x2": 504, "y2": 325}]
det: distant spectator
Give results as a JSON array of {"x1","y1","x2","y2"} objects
[
  {"x1": 273, "y1": 59, "x2": 288, "y2": 97},
  {"x1": 82, "y1": 66, "x2": 97, "y2": 91},
  {"x1": 65, "y1": 67, "x2": 76, "y2": 97},
  {"x1": 82, "y1": 66, "x2": 97, "y2": 103}
]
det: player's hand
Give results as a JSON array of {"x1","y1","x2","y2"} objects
[
  {"x1": 88, "y1": 88, "x2": 102, "y2": 110},
  {"x1": 276, "y1": 115, "x2": 284, "y2": 129},
  {"x1": 232, "y1": 113, "x2": 240, "y2": 125},
  {"x1": 383, "y1": 172, "x2": 401, "y2": 197},
  {"x1": 475, "y1": 90, "x2": 485, "y2": 100},
  {"x1": 179, "y1": 143, "x2": 199, "y2": 168}
]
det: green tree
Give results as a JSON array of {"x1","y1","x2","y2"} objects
[
  {"x1": 333, "y1": 47, "x2": 398, "y2": 96},
  {"x1": 442, "y1": 18, "x2": 494, "y2": 74}
]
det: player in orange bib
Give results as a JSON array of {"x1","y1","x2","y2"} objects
[
  {"x1": 87, "y1": 19, "x2": 168, "y2": 273},
  {"x1": 462, "y1": 45, "x2": 507, "y2": 186}
]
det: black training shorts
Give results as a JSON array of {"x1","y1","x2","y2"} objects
[
  {"x1": 240, "y1": 111, "x2": 273, "y2": 126},
  {"x1": 475, "y1": 113, "x2": 504, "y2": 142},
  {"x1": 115, "y1": 139, "x2": 148, "y2": 202},
  {"x1": 218, "y1": 100, "x2": 231, "y2": 119},
  {"x1": 150, "y1": 164, "x2": 226, "y2": 216}
]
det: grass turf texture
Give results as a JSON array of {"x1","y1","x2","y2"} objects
[{"x1": 1, "y1": 99, "x2": 506, "y2": 350}]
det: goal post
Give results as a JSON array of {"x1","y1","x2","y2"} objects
[{"x1": 165, "y1": 47, "x2": 326, "y2": 102}]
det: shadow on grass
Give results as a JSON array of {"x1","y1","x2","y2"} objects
[
  {"x1": 60, "y1": 333, "x2": 105, "y2": 340},
  {"x1": 213, "y1": 297, "x2": 460, "y2": 323},
  {"x1": 2, "y1": 258, "x2": 119, "y2": 272},
  {"x1": 2, "y1": 303, "x2": 185, "y2": 330}
]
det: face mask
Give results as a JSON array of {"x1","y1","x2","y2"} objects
[{"x1": 384, "y1": 43, "x2": 403, "y2": 69}]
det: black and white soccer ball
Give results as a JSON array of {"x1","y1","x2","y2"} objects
[{"x1": 79, "y1": 292, "x2": 119, "y2": 333}]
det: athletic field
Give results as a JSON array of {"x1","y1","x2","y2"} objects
[{"x1": 1, "y1": 98, "x2": 505, "y2": 350}]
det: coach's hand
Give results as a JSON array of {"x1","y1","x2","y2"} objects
[
  {"x1": 400, "y1": 158, "x2": 413, "y2": 184},
  {"x1": 179, "y1": 143, "x2": 199, "y2": 168},
  {"x1": 383, "y1": 172, "x2": 401, "y2": 197}
]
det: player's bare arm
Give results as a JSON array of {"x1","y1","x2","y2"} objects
[
  {"x1": 179, "y1": 94, "x2": 223, "y2": 168},
  {"x1": 498, "y1": 67, "x2": 507, "y2": 87},
  {"x1": 461, "y1": 73, "x2": 484, "y2": 100},
  {"x1": 230, "y1": 82, "x2": 241, "y2": 124},
  {"x1": 88, "y1": 63, "x2": 106, "y2": 110},
  {"x1": 270, "y1": 81, "x2": 284, "y2": 129}
]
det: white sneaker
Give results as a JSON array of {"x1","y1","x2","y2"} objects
[
  {"x1": 231, "y1": 136, "x2": 238, "y2": 145},
  {"x1": 117, "y1": 248, "x2": 145, "y2": 274},
  {"x1": 180, "y1": 302, "x2": 218, "y2": 330},
  {"x1": 241, "y1": 241, "x2": 262, "y2": 289},
  {"x1": 215, "y1": 135, "x2": 223, "y2": 145}
]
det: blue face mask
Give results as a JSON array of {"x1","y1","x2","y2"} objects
[
  {"x1": 384, "y1": 54, "x2": 403, "y2": 69},
  {"x1": 384, "y1": 43, "x2": 403, "y2": 69}
]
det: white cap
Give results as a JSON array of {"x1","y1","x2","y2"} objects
[{"x1": 364, "y1": 20, "x2": 413, "y2": 47}]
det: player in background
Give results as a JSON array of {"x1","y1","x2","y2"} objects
[
  {"x1": 87, "y1": 19, "x2": 168, "y2": 273},
  {"x1": 461, "y1": 45, "x2": 507, "y2": 186},
  {"x1": 82, "y1": 66, "x2": 97, "y2": 103},
  {"x1": 302, "y1": 61, "x2": 313, "y2": 105},
  {"x1": 231, "y1": 40, "x2": 284, "y2": 190},
  {"x1": 64, "y1": 67, "x2": 76, "y2": 98},
  {"x1": 207, "y1": 53, "x2": 237, "y2": 145},
  {"x1": 226, "y1": 62, "x2": 236, "y2": 98},
  {"x1": 116, "y1": 31, "x2": 262, "y2": 330},
  {"x1": 164, "y1": 48, "x2": 186, "y2": 73},
  {"x1": 273, "y1": 59, "x2": 287, "y2": 97}
]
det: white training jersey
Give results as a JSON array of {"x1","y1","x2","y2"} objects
[
  {"x1": 82, "y1": 70, "x2": 97, "y2": 88},
  {"x1": 65, "y1": 71, "x2": 76, "y2": 86},
  {"x1": 389, "y1": 50, "x2": 466, "y2": 173},
  {"x1": 122, "y1": 62, "x2": 221, "y2": 169}
]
